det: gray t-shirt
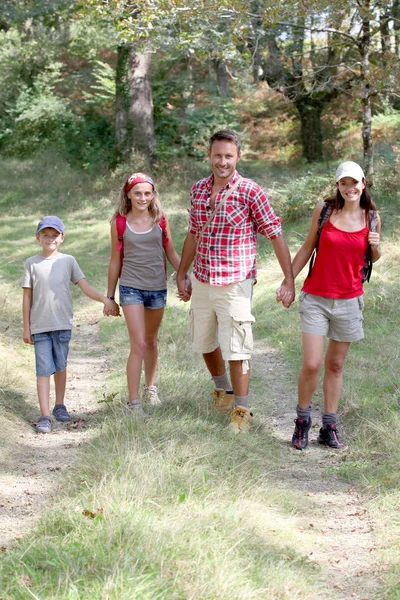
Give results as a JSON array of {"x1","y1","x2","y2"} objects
[{"x1": 22, "y1": 253, "x2": 85, "y2": 334}]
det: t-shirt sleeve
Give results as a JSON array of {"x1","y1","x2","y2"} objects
[
  {"x1": 249, "y1": 186, "x2": 283, "y2": 239},
  {"x1": 21, "y1": 259, "x2": 33, "y2": 288},
  {"x1": 70, "y1": 257, "x2": 85, "y2": 284}
]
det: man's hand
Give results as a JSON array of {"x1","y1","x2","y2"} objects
[{"x1": 276, "y1": 278, "x2": 295, "y2": 308}]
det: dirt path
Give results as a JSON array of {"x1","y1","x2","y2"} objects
[
  {"x1": 0, "y1": 310, "x2": 110, "y2": 548},
  {"x1": 252, "y1": 341, "x2": 381, "y2": 600}
]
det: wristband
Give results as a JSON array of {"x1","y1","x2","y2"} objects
[{"x1": 107, "y1": 296, "x2": 115, "y2": 301}]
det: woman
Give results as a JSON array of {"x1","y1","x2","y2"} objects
[{"x1": 287, "y1": 161, "x2": 381, "y2": 449}]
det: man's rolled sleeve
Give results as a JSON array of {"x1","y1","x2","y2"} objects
[{"x1": 250, "y1": 189, "x2": 283, "y2": 239}]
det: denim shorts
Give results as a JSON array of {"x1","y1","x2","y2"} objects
[
  {"x1": 31, "y1": 330, "x2": 72, "y2": 377},
  {"x1": 299, "y1": 292, "x2": 364, "y2": 342},
  {"x1": 119, "y1": 285, "x2": 167, "y2": 309}
]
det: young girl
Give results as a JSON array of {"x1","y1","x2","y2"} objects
[
  {"x1": 286, "y1": 161, "x2": 381, "y2": 449},
  {"x1": 105, "y1": 173, "x2": 183, "y2": 415}
]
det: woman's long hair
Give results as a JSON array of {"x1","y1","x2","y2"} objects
[
  {"x1": 326, "y1": 179, "x2": 376, "y2": 212},
  {"x1": 112, "y1": 180, "x2": 162, "y2": 223}
]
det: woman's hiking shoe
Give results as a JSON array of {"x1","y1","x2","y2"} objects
[
  {"x1": 52, "y1": 404, "x2": 71, "y2": 422},
  {"x1": 211, "y1": 388, "x2": 234, "y2": 414},
  {"x1": 142, "y1": 385, "x2": 161, "y2": 406},
  {"x1": 317, "y1": 424, "x2": 344, "y2": 449},
  {"x1": 291, "y1": 418, "x2": 312, "y2": 450},
  {"x1": 36, "y1": 416, "x2": 52, "y2": 434},
  {"x1": 127, "y1": 401, "x2": 148, "y2": 418},
  {"x1": 228, "y1": 406, "x2": 253, "y2": 433}
]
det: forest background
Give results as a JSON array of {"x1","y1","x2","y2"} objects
[{"x1": 0, "y1": 0, "x2": 400, "y2": 598}]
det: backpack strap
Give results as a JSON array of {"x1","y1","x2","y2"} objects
[
  {"x1": 115, "y1": 214, "x2": 127, "y2": 277},
  {"x1": 361, "y1": 209, "x2": 378, "y2": 283},
  {"x1": 307, "y1": 202, "x2": 333, "y2": 278},
  {"x1": 159, "y1": 213, "x2": 169, "y2": 249}
]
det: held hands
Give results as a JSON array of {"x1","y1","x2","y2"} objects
[
  {"x1": 103, "y1": 298, "x2": 121, "y2": 317},
  {"x1": 276, "y1": 279, "x2": 295, "y2": 309},
  {"x1": 176, "y1": 274, "x2": 192, "y2": 302}
]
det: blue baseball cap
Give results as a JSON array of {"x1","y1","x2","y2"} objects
[{"x1": 37, "y1": 216, "x2": 64, "y2": 234}]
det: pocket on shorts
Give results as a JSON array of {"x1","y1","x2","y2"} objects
[
  {"x1": 31, "y1": 332, "x2": 48, "y2": 343},
  {"x1": 298, "y1": 291, "x2": 307, "y2": 314},
  {"x1": 58, "y1": 330, "x2": 72, "y2": 342},
  {"x1": 357, "y1": 295, "x2": 365, "y2": 311},
  {"x1": 230, "y1": 317, "x2": 254, "y2": 354}
]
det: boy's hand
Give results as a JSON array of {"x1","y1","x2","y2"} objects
[
  {"x1": 23, "y1": 329, "x2": 33, "y2": 344},
  {"x1": 103, "y1": 298, "x2": 120, "y2": 317}
]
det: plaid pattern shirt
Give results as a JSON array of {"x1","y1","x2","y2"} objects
[{"x1": 189, "y1": 171, "x2": 283, "y2": 286}]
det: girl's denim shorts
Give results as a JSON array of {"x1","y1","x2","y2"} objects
[
  {"x1": 31, "y1": 329, "x2": 72, "y2": 377},
  {"x1": 119, "y1": 285, "x2": 167, "y2": 309}
]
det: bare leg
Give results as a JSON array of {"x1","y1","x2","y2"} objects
[
  {"x1": 298, "y1": 333, "x2": 325, "y2": 408},
  {"x1": 123, "y1": 304, "x2": 146, "y2": 401},
  {"x1": 323, "y1": 340, "x2": 351, "y2": 414},
  {"x1": 229, "y1": 360, "x2": 250, "y2": 396},
  {"x1": 37, "y1": 376, "x2": 51, "y2": 416},
  {"x1": 202, "y1": 347, "x2": 226, "y2": 377},
  {"x1": 54, "y1": 369, "x2": 67, "y2": 405},
  {"x1": 143, "y1": 307, "x2": 164, "y2": 387}
]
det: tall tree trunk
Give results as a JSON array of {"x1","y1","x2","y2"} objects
[
  {"x1": 128, "y1": 48, "x2": 155, "y2": 157},
  {"x1": 295, "y1": 98, "x2": 324, "y2": 162},
  {"x1": 115, "y1": 45, "x2": 130, "y2": 159},
  {"x1": 393, "y1": 0, "x2": 400, "y2": 58},
  {"x1": 360, "y1": 3, "x2": 374, "y2": 184},
  {"x1": 213, "y1": 59, "x2": 231, "y2": 98}
]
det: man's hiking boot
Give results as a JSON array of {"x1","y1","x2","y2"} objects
[
  {"x1": 142, "y1": 385, "x2": 161, "y2": 406},
  {"x1": 317, "y1": 424, "x2": 344, "y2": 449},
  {"x1": 211, "y1": 388, "x2": 234, "y2": 414},
  {"x1": 228, "y1": 406, "x2": 253, "y2": 433},
  {"x1": 36, "y1": 416, "x2": 52, "y2": 433},
  {"x1": 291, "y1": 418, "x2": 312, "y2": 450},
  {"x1": 52, "y1": 404, "x2": 71, "y2": 422}
]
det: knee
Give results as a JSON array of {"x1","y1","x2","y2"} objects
[
  {"x1": 301, "y1": 362, "x2": 321, "y2": 379},
  {"x1": 145, "y1": 337, "x2": 158, "y2": 351},
  {"x1": 130, "y1": 339, "x2": 146, "y2": 356},
  {"x1": 325, "y1": 360, "x2": 344, "y2": 375}
]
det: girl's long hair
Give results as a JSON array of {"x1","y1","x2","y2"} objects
[
  {"x1": 112, "y1": 180, "x2": 162, "y2": 223},
  {"x1": 325, "y1": 179, "x2": 376, "y2": 212}
]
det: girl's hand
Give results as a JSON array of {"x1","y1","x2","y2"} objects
[
  {"x1": 177, "y1": 274, "x2": 192, "y2": 302},
  {"x1": 368, "y1": 231, "x2": 380, "y2": 247},
  {"x1": 103, "y1": 298, "x2": 120, "y2": 317}
]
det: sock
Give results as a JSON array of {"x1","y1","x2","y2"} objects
[
  {"x1": 212, "y1": 373, "x2": 232, "y2": 392},
  {"x1": 296, "y1": 404, "x2": 312, "y2": 421},
  {"x1": 322, "y1": 413, "x2": 337, "y2": 427},
  {"x1": 234, "y1": 395, "x2": 249, "y2": 408},
  {"x1": 128, "y1": 399, "x2": 141, "y2": 406}
]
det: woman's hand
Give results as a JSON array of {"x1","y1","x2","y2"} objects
[
  {"x1": 368, "y1": 231, "x2": 380, "y2": 247},
  {"x1": 103, "y1": 298, "x2": 121, "y2": 317}
]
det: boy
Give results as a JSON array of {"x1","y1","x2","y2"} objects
[{"x1": 22, "y1": 215, "x2": 116, "y2": 433}]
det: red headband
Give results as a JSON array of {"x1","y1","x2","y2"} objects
[{"x1": 125, "y1": 173, "x2": 155, "y2": 193}]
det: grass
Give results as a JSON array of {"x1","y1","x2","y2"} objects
[{"x1": 0, "y1": 148, "x2": 400, "y2": 597}]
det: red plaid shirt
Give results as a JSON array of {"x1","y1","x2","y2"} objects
[{"x1": 189, "y1": 171, "x2": 283, "y2": 286}]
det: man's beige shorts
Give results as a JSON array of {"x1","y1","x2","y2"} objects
[
  {"x1": 299, "y1": 291, "x2": 364, "y2": 342},
  {"x1": 189, "y1": 277, "x2": 255, "y2": 361}
]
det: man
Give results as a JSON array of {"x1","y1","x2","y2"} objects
[{"x1": 177, "y1": 129, "x2": 294, "y2": 432}]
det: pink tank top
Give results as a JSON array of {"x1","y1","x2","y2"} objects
[{"x1": 302, "y1": 218, "x2": 368, "y2": 298}]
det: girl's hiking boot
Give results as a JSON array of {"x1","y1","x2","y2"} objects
[
  {"x1": 36, "y1": 416, "x2": 52, "y2": 433},
  {"x1": 211, "y1": 388, "x2": 234, "y2": 414},
  {"x1": 228, "y1": 406, "x2": 253, "y2": 433},
  {"x1": 317, "y1": 424, "x2": 344, "y2": 449},
  {"x1": 291, "y1": 418, "x2": 312, "y2": 450},
  {"x1": 127, "y1": 400, "x2": 149, "y2": 419},
  {"x1": 142, "y1": 385, "x2": 161, "y2": 406},
  {"x1": 52, "y1": 404, "x2": 71, "y2": 422}
]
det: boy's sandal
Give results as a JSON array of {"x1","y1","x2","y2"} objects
[
  {"x1": 36, "y1": 416, "x2": 52, "y2": 434},
  {"x1": 52, "y1": 404, "x2": 71, "y2": 422}
]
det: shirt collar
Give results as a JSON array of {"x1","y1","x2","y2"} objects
[{"x1": 206, "y1": 170, "x2": 241, "y2": 192}]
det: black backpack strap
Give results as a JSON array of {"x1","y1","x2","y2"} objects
[
  {"x1": 307, "y1": 202, "x2": 333, "y2": 278},
  {"x1": 361, "y1": 210, "x2": 378, "y2": 283}
]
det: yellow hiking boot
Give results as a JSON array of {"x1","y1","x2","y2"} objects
[
  {"x1": 211, "y1": 388, "x2": 234, "y2": 414},
  {"x1": 228, "y1": 406, "x2": 253, "y2": 433}
]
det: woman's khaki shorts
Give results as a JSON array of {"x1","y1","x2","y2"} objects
[
  {"x1": 189, "y1": 277, "x2": 255, "y2": 361},
  {"x1": 299, "y1": 291, "x2": 364, "y2": 342}
]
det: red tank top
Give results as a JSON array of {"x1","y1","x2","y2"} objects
[{"x1": 302, "y1": 218, "x2": 368, "y2": 298}]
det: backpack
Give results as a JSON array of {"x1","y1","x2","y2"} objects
[
  {"x1": 116, "y1": 213, "x2": 169, "y2": 278},
  {"x1": 307, "y1": 202, "x2": 379, "y2": 283}
]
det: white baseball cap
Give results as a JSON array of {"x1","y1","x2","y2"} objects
[{"x1": 335, "y1": 161, "x2": 365, "y2": 182}]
